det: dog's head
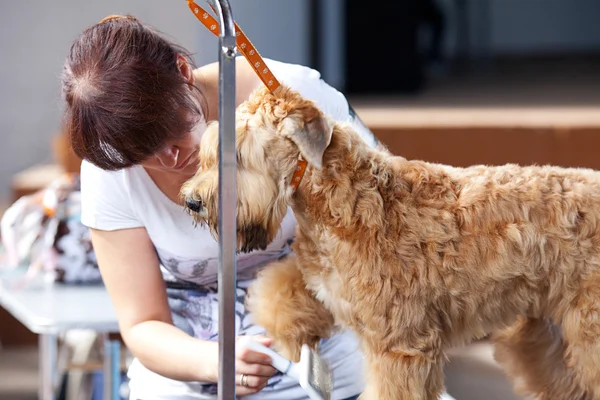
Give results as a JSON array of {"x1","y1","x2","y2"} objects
[{"x1": 181, "y1": 85, "x2": 334, "y2": 252}]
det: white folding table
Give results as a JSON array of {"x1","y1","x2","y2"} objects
[{"x1": 0, "y1": 269, "x2": 121, "y2": 400}]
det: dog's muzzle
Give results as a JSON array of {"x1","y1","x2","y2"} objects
[{"x1": 185, "y1": 196, "x2": 204, "y2": 213}]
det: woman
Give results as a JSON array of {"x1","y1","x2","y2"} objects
[{"x1": 62, "y1": 15, "x2": 375, "y2": 400}]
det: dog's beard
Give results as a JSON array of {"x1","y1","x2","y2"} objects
[
  {"x1": 201, "y1": 217, "x2": 271, "y2": 254},
  {"x1": 238, "y1": 223, "x2": 271, "y2": 253},
  {"x1": 189, "y1": 187, "x2": 286, "y2": 254}
]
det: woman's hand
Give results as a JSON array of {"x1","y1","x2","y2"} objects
[
  {"x1": 90, "y1": 227, "x2": 276, "y2": 386},
  {"x1": 235, "y1": 335, "x2": 277, "y2": 396}
]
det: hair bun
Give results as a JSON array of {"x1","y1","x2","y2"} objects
[{"x1": 98, "y1": 14, "x2": 138, "y2": 24}]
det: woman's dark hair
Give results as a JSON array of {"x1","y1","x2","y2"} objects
[{"x1": 61, "y1": 15, "x2": 206, "y2": 170}]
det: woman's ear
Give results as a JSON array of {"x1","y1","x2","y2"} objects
[{"x1": 176, "y1": 54, "x2": 195, "y2": 85}]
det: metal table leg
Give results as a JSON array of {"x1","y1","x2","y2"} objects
[
  {"x1": 102, "y1": 335, "x2": 121, "y2": 400},
  {"x1": 210, "y1": 1, "x2": 237, "y2": 399},
  {"x1": 102, "y1": 334, "x2": 112, "y2": 400},
  {"x1": 39, "y1": 333, "x2": 58, "y2": 400},
  {"x1": 111, "y1": 340, "x2": 122, "y2": 399}
]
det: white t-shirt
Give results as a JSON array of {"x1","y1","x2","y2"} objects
[{"x1": 81, "y1": 58, "x2": 378, "y2": 400}]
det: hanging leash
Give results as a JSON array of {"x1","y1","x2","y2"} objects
[
  {"x1": 187, "y1": 1, "x2": 281, "y2": 92},
  {"x1": 186, "y1": 1, "x2": 307, "y2": 190}
]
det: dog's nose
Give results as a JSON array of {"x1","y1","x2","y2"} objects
[{"x1": 185, "y1": 196, "x2": 203, "y2": 213}]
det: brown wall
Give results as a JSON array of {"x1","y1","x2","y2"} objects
[{"x1": 374, "y1": 126, "x2": 600, "y2": 170}]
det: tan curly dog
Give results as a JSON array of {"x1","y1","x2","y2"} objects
[{"x1": 182, "y1": 85, "x2": 600, "y2": 400}]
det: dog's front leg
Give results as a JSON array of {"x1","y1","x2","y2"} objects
[
  {"x1": 360, "y1": 349, "x2": 445, "y2": 400},
  {"x1": 246, "y1": 255, "x2": 335, "y2": 362}
]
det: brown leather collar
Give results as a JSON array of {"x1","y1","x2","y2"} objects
[{"x1": 290, "y1": 157, "x2": 308, "y2": 191}]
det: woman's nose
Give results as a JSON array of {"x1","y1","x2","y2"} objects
[{"x1": 156, "y1": 146, "x2": 180, "y2": 168}]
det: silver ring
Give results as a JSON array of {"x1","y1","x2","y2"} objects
[{"x1": 239, "y1": 373, "x2": 249, "y2": 387}]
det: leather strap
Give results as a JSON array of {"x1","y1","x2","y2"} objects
[
  {"x1": 290, "y1": 158, "x2": 308, "y2": 191},
  {"x1": 187, "y1": 1, "x2": 281, "y2": 92},
  {"x1": 187, "y1": 1, "x2": 308, "y2": 190}
]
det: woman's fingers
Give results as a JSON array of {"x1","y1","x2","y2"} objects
[
  {"x1": 235, "y1": 373, "x2": 270, "y2": 396},
  {"x1": 238, "y1": 347, "x2": 274, "y2": 366},
  {"x1": 236, "y1": 335, "x2": 275, "y2": 366},
  {"x1": 234, "y1": 335, "x2": 277, "y2": 395},
  {"x1": 236, "y1": 372, "x2": 270, "y2": 388},
  {"x1": 237, "y1": 359, "x2": 277, "y2": 378}
]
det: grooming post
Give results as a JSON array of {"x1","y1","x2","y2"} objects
[{"x1": 210, "y1": 0, "x2": 237, "y2": 399}]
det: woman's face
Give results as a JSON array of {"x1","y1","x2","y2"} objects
[
  {"x1": 141, "y1": 117, "x2": 207, "y2": 175},
  {"x1": 140, "y1": 56, "x2": 208, "y2": 176}
]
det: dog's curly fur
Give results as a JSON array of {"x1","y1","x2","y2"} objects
[{"x1": 182, "y1": 85, "x2": 600, "y2": 400}]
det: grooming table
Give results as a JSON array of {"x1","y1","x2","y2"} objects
[{"x1": 0, "y1": 269, "x2": 121, "y2": 400}]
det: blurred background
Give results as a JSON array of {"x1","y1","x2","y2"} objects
[{"x1": 1, "y1": 0, "x2": 600, "y2": 399}]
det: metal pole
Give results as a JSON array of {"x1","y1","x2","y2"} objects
[
  {"x1": 209, "y1": 1, "x2": 237, "y2": 399},
  {"x1": 103, "y1": 334, "x2": 112, "y2": 400},
  {"x1": 38, "y1": 333, "x2": 58, "y2": 400},
  {"x1": 111, "y1": 340, "x2": 122, "y2": 400}
]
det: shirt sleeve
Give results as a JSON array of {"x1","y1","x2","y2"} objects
[
  {"x1": 80, "y1": 160, "x2": 144, "y2": 231},
  {"x1": 265, "y1": 59, "x2": 379, "y2": 149}
]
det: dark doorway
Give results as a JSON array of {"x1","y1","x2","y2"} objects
[{"x1": 342, "y1": 1, "x2": 424, "y2": 95}]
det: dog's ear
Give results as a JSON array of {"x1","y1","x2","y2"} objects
[{"x1": 279, "y1": 114, "x2": 333, "y2": 170}]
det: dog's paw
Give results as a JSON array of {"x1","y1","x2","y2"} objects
[
  {"x1": 273, "y1": 338, "x2": 303, "y2": 363},
  {"x1": 275, "y1": 333, "x2": 326, "y2": 363},
  {"x1": 245, "y1": 256, "x2": 335, "y2": 362}
]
